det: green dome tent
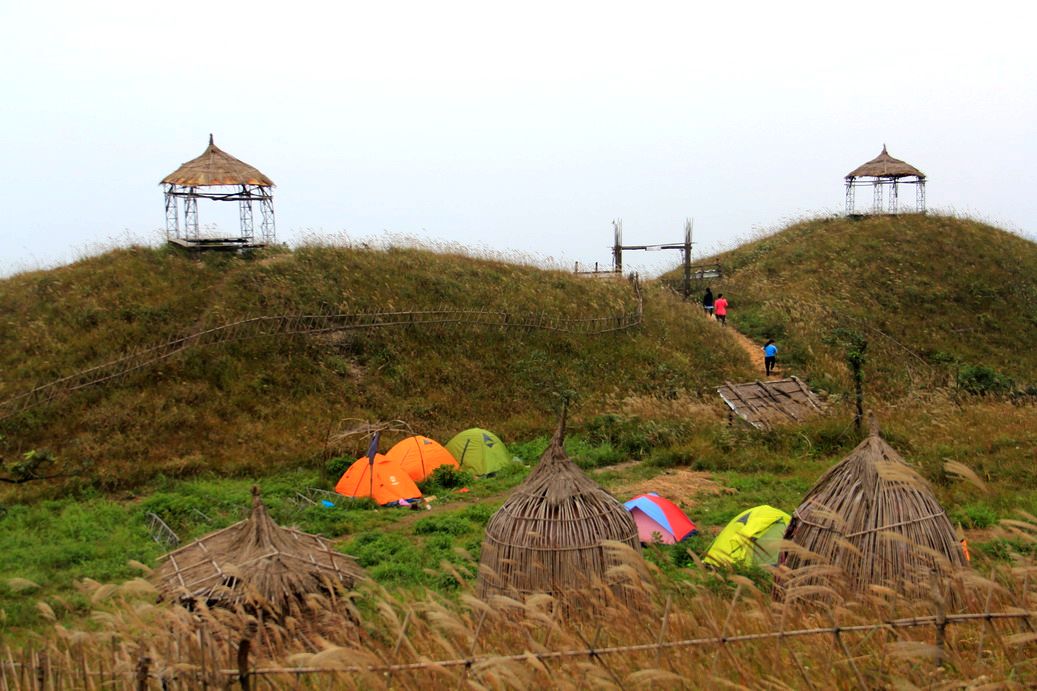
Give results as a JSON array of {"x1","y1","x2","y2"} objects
[
  {"x1": 446, "y1": 428, "x2": 510, "y2": 476},
  {"x1": 704, "y1": 505, "x2": 790, "y2": 568}
]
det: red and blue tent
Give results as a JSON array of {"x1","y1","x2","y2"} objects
[{"x1": 623, "y1": 493, "x2": 697, "y2": 544}]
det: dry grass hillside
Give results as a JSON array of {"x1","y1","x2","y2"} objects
[
  {"x1": 676, "y1": 214, "x2": 1037, "y2": 399},
  {"x1": 0, "y1": 243, "x2": 753, "y2": 489}
]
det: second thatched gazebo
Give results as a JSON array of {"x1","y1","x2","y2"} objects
[
  {"x1": 477, "y1": 414, "x2": 646, "y2": 609},
  {"x1": 161, "y1": 134, "x2": 276, "y2": 250},
  {"x1": 779, "y1": 417, "x2": 967, "y2": 601},
  {"x1": 845, "y1": 145, "x2": 926, "y2": 215},
  {"x1": 153, "y1": 487, "x2": 366, "y2": 620}
]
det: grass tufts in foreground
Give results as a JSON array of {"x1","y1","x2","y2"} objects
[{"x1": 4, "y1": 529, "x2": 1037, "y2": 688}]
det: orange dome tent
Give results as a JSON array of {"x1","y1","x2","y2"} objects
[
  {"x1": 335, "y1": 453, "x2": 422, "y2": 506},
  {"x1": 385, "y1": 436, "x2": 459, "y2": 483}
]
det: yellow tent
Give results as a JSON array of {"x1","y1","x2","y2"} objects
[{"x1": 703, "y1": 505, "x2": 790, "y2": 568}]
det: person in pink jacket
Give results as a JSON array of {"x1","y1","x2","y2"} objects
[{"x1": 713, "y1": 294, "x2": 729, "y2": 326}]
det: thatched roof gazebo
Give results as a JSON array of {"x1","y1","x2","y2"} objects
[
  {"x1": 779, "y1": 417, "x2": 967, "y2": 601},
  {"x1": 153, "y1": 487, "x2": 366, "y2": 619},
  {"x1": 477, "y1": 413, "x2": 646, "y2": 610},
  {"x1": 845, "y1": 145, "x2": 926, "y2": 215},
  {"x1": 161, "y1": 134, "x2": 276, "y2": 250}
]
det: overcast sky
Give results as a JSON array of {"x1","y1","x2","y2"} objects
[{"x1": 2, "y1": 1, "x2": 1034, "y2": 278}]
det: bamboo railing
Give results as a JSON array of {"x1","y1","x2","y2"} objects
[
  {"x1": 0, "y1": 290, "x2": 643, "y2": 422},
  {"x1": 1, "y1": 609, "x2": 1034, "y2": 690}
]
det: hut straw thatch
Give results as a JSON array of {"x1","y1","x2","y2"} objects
[
  {"x1": 779, "y1": 415, "x2": 966, "y2": 601},
  {"x1": 477, "y1": 409, "x2": 646, "y2": 609},
  {"x1": 845, "y1": 145, "x2": 925, "y2": 180},
  {"x1": 161, "y1": 134, "x2": 274, "y2": 187},
  {"x1": 153, "y1": 487, "x2": 366, "y2": 619}
]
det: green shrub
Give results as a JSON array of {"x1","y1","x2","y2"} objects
[
  {"x1": 957, "y1": 364, "x2": 1014, "y2": 395},
  {"x1": 508, "y1": 436, "x2": 549, "y2": 462},
  {"x1": 584, "y1": 414, "x2": 690, "y2": 459},
  {"x1": 325, "y1": 455, "x2": 353, "y2": 479},
  {"x1": 418, "y1": 465, "x2": 473, "y2": 494},
  {"x1": 949, "y1": 502, "x2": 999, "y2": 529}
]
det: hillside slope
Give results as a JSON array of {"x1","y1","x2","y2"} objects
[
  {"x1": 685, "y1": 214, "x2": 1037, "y2": 397},
  {"x1": 0, "y1": 244, "x2": 754, "y2": 488}
]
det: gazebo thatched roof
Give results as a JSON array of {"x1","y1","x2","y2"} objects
[
  {"x1": 153, "y1": 487, "x2": 365, "y2": 618},
  {"x1": 846, "y1": 145, "x2": 925, "y2": 180},
  {"x1": 161, "y1": 135, "x2": 274, "y2": 187},
  {"x1": 477, "y1": 413, "x2": 645, "y2": 608},
  {"x1": 780, "y1": 417, "x2": 966, "y2": 600}
]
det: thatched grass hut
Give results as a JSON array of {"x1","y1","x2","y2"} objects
[
  {"x1": 780, "y1": 417, "x2": 967, "y2": 600},
  {"x1": 477, "y1": 414, "x2": 645, "y2": 609},
  {"x1": 153, "y1": 487, "x2": 366, "y2": 619}
]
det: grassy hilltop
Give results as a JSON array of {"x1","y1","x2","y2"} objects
[
  {"x1": 682, "y1": 214, "x2": 1037, "y2": 398},
  {"x1": 0, "y1": 243, "x2": 752, "y2": 488},
  {"x1": 2, "y1": 217, "x2": 1037, "y2": 685}
]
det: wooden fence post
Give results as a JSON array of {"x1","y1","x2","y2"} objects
[
  {"x1": 135, "y1": 655, "x2": 150, "y2": 691},
  {"x1": 34, "y1": 651, "x2": 45, "y2": 691},
  {"x1": 932, "y1": 573, "x2": 947, "y2": 670},
  {"x1": 238, "y1": 620, "x2": 258, "y2": 691}
]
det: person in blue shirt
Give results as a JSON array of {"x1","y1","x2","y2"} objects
[{"x1": 763, "y1": 339, "x2": 778, "y2": 376}]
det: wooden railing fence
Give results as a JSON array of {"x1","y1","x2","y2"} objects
[
  {"x1": 1, "y1": 609, "x2": 1034, "y2": 689},
  {"x1": 0, "y1": 288, "x2": 643, "y2": 422}
]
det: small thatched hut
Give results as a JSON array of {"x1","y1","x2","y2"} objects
[
  {"x1": 477, "y1": 414, "x2": 645, "y2": 608},
  {"x1": 153, "y1": 487, "x2": 366, "y2": 619},
  {"x1": 780, "y1": 417, "x2": 967, "y2": 600}
]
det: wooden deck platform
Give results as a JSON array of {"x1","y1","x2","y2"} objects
[
  {"x1": 168, "y1": 237, "x2": 266, "y2": 253},
  {"x1": 717, "y1": 376, "x2": 826, "y2": 430}
]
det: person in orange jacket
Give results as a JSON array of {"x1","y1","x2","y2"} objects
[{"x1": 713, "y1": 293, "x2": 729, "y2": 326}]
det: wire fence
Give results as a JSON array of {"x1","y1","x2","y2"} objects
[
  {"x1": 0, "y1": 288, "x2": 643, "y2": 422},
  {"x1": 1, "y1": 609, "x2": 1034, "y2": 690}
]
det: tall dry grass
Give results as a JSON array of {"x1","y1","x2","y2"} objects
[
  {"x1": 0, "y1": 243, "x2": 753, "y2": 492},
  {"x1": 4, "y1": 526, "x2": 1036, "y2": 689}
]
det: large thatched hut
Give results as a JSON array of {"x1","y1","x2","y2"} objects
[
  {"x1": 477, "y1": 415, "x2": 645, "y2": 608},
  {"x1": 153, "y1": 487, "x2": 366, "y2": 619},
  {"x1": 780, "y1": 418, "x2": 966, "y2": 600}
]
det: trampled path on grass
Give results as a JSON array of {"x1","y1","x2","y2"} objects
[
  {"x1": 728, "y1": 326, "x2": 768, "y2": 376},
  {"x1": 699, "y1": 309, "x2": 777, "y2": 380}
]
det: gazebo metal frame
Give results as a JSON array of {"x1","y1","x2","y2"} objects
[{"x1": 164, "y1": 183, "x2": 275, "y2": 247}]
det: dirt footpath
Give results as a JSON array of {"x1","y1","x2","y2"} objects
[{"x1": 702, "y1": 310, "x2": 782, "y2": 379}]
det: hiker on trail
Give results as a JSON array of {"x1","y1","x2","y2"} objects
[
  {"x1": 763, "y1": 339, "x2": 778, "y2": 376},
  {"x1": 702, "y1": 287, "x2": 715, "y2": 318},
  {"x1": 714, "y1": 293, "x2": 729, "y2": 326}
]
